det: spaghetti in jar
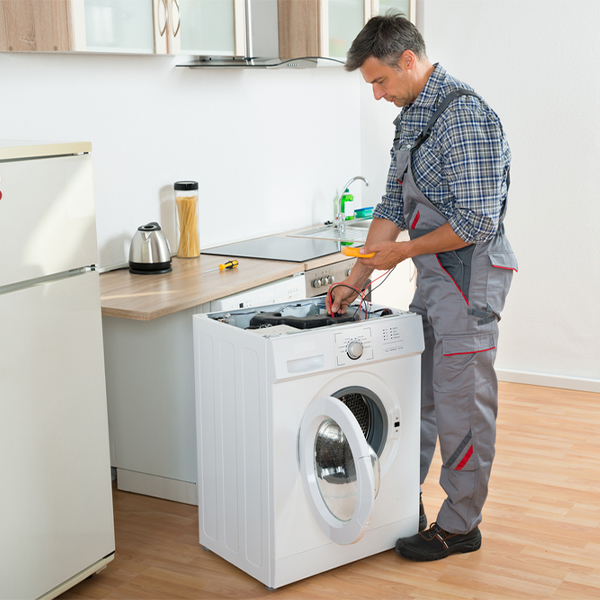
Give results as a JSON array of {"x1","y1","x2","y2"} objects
[{"x1": 174, "y1": 181, "x2": 199, "y2": 258}]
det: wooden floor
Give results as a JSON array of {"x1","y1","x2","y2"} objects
[{"x1": 59, "y1": 382, "x2": 600, "y2": 600}]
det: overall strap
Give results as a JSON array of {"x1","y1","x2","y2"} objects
[{"x1": 411, "y1": 89, "x2": 481, "y2": 152}]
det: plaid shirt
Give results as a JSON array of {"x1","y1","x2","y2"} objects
[{"x1": 373, "y1": 64, "x2": 511, "y2": 243}]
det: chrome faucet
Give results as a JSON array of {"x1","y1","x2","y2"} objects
[{"x1": 335, "y1": 176, "x2": 369, "y2": 230}]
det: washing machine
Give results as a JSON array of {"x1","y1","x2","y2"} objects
[{"x1": 192, "y1": 297, "x2": 424, "y2": 589}]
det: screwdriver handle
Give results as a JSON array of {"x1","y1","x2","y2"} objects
[
  {"x1": 202, "y1": 260, "x2": 239, "y2": 274},
  {"x1": 219, "y1": 260, "x2": 238, "y2": 270}
]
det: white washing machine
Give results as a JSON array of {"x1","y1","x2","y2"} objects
[{"x1": 192, "y1": 297, "x2": 424, "y2": 589}]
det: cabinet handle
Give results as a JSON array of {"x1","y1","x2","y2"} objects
[
  {"x1": 171, "y1": 0, "x2": 181, "y2": 38},
  {"x1": 159, "y1": 0, "x2": 169, "y2": 37}
]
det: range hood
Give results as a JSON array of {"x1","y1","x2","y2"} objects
[{"x1": 178, "y1": 0, "x2": 345, "y2": 69}]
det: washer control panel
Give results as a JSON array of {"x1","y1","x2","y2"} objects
[
  {"x1": 381, "y1": 323, "x2": 404, "y2": 353},
  {"x1": 334, "y1": 327, "x2": 373, "y2": 366},
  {"x1": 333, "y1": 319, "x2": 411, "y2": 367}
]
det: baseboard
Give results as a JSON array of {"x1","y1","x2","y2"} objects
[
  {"x1": 497, "y1": 369, "x2": 600, "y2": 393},
  {"x1": 116, "y1": 468, "x2": 198, "y2": 505}
]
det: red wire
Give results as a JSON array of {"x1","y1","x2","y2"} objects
[{"x1": 327, "y1": 269, "x2": 392, "y2": 320}]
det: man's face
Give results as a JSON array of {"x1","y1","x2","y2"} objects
[{"x1": 359, "y1": 55, "x2": 414, "y2": 107}]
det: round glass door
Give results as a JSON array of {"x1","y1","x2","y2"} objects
[{"x1": 299, "y1": 397, "x2": 380, "y2": 545}]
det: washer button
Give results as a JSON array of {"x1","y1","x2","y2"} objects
[{"x1": 347, "y1": 340, "x2": 364, "y2": 360}]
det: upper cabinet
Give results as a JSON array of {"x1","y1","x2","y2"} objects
[
  {"x1": 83, "y1": 0, "x2": 167, "y2": 54},
  {"x1": 0, "y1": 0, "x2": 168, "y2": 53},
  {"x1": 168, "y1": 0, "x2": 245, "y2": 56},
  {"x1": 271, "y1": 0, "x2": 415, "y2": 62},
  {"x1": 0, "y1": 0, "x2": 414, "y2": 58},
  {"x1": 0, "y1": 0, "x2": 84, "y2": 52}
]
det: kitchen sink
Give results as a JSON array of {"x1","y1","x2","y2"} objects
[
  {"x1": 288, "y1": 219, "x2": 372, "y2": 243},
  {"x1": 345, "y1": 218, "x2": 372, "y2": 228}
]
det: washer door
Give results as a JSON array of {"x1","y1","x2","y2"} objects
[{"x1": 299, "y1": 396, "x2": 380, "y2": 545}]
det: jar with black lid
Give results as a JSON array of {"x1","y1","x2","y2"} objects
[{"x1": 174, "y1": 181, "x2": 199, "y2": 258}]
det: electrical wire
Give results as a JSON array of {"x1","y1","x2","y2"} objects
[{"x1": 326, "y1": 266, "x2": 397, "y2": 321}]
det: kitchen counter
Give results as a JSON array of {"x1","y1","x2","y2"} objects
[
  {"x1": 100, "y1": 238, "x2": 350, "y2": 321},
  {"x1": 100, "y1": 233, "x2": 350, "y2": 505}
]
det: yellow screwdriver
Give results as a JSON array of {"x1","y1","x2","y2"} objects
[{"x1": 202, "y1": 260, "x2": 239, "y2": 274}]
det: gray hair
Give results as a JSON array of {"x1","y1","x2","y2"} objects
[{"x1": 345, "y1": 12, "x2": 427, "y2": 72}]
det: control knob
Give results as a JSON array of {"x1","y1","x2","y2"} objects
[
  {"x1": 347, "y1": 339, "x2": 364, "y2": 360},
  {"x1": 312, "y1": 278, "x2": 322, "y2": 288}
]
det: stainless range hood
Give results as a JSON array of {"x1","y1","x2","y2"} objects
[{"x1": 178, "y1": 0, "x2": 345, "y2": 69}]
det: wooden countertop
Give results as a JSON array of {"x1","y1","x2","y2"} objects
[
  {"x1": 100, "y1": 255, "x2": 303, "y2": 321},
  {"x1": 100, "y1": 247, "x2": 350, "y2": 321}
]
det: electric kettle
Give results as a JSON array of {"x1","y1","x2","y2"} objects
[{"x1": 129, "y1": 222, "x2": 172, "y2": 274}]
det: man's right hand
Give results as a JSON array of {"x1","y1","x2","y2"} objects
[{"x1": 325, "y1": 281, "x2": 361, "y2": 315}]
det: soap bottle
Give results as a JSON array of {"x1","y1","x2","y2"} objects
[{"x1": 340, "y1": 189, "x2": 354, "y2": 221}]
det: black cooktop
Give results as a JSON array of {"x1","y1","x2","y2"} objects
[{"x1": 201, "y1": 236, "x2": 340, "y2": 263}]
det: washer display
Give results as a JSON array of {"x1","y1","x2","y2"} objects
[{"x1": 193, "y1": 297, "x2": 424, "y2": 589}]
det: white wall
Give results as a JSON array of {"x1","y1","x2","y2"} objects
[
  {"x1": 415, "y1": 0, "x2": 600, "y2": 387},
  {"x1": 0, "y1": 52, "x2": 362, "y2": 266},
  {"x1": 362, "y1": 0, "x2": 599, "y2": 388}
]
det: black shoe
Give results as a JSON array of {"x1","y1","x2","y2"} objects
[
  {"x1": 419, "y1": 494, "x2": 427, "y2": 532},
  {"x1": 395, "y1": 522, "x2": 482, "y2": 562}
]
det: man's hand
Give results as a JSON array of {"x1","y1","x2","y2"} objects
[
  {"x1": 325, "y1": 282, "x2": 361, "y2": 315},
  {"x1": 353, "y1": 239, "x2": 412, "y2": 271}
]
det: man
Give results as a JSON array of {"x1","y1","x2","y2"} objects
[{"x1": 326, "y1": 13, "x2": 517, "y2": 561}]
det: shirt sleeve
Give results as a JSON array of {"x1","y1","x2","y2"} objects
[
  {"x1": 437, "y1": 103, "x2": 510, "y2": 243},
  {"x1": 373, "y1": 146, "x2": 407, "y2": 231}
]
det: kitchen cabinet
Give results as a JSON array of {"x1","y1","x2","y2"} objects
[
  {"x1": 276, "y1": 0, "x2": 415, "y2": 62},
  {"x1": 1, "y1": 0, "x2": 413, "y2": 57},
  {"x1": 168, "y1": 0, "x2": 245, "y2": 57},
  {"x1": 274, "y1": 0, "x2": 368, "y2": 62},
  {"x1": 84, "y1": 0, "x2": 167, "y2": 54},
  {"x1": 0, "y1": 0, "x2": 241, "y2": 56},
  {"x1": 0, "y1": 0, "x2": 168, "y2": 53},
  {"x1": 82, "y1": 0, "x2": 245, "y2": 55},
  {"x1": 100, "y1": 254, "x2": 305, "y2": 505},
  {"x1": 0, "y1": 0, "x2": 86, "y2": 52}
]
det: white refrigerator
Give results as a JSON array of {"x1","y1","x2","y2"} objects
[{"x1": 0, "y1": 141, "x2": 115, "y2": 600}]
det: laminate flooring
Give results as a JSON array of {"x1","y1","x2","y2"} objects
[{"x1": 58, "y1": 382, "x2": 600, "y2": 599}]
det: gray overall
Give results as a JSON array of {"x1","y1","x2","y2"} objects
[{"x1": 395, "y1": 90, "x2": 518, "y2": 533}]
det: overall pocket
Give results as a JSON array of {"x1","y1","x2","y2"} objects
[
  {"x1": 486, "y1": 252, "x2": 518, "y2": 315},
  {"x1": 436, "y1": 245, "x2": 475, "y2": 303}
]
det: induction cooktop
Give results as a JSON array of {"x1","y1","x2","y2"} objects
[{"x1": 201, "y1": 236, "x2": 341, "y2": 263}]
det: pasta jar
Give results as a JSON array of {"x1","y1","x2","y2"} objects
[{"x1": 174, "y1": 180, "x2": 199, "y2": 258}]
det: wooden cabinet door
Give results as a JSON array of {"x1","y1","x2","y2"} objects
[
  {"x1": 276, "y1": 0, "x2": 368, "y2": 61},
  {"x1": 0, "y1": 0, "x2": 78, "y2": 51},
  {"x1": 0, "y1": 0, "x2": 169, "y2": 54}
]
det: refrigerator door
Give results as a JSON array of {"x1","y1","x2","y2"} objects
[
  {"x1": 0, "y1": 152, "x2": 98, "y2": 288},
  {"x1": 0, "y1": 270, "x2": 115, "y2": 600}
]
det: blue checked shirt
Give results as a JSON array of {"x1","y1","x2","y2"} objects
[{"x1": 373, "y1": 64, "x2": 511, "y2": 243}]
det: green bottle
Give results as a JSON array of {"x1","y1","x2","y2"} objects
[{"x1": 340, "y1": 189, "x2": 354, "y2": 221}]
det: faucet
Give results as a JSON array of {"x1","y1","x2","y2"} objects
[{"x1": 335, "y1": 176, "x2": 369, "y2": 230}]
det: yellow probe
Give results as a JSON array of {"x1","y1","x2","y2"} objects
[
  {"x1": 202, "y1": 260, "x2": 239, "y2": 274},
  {"x1": 341, "y1": 246, "x2": 376, "y2": 258}
]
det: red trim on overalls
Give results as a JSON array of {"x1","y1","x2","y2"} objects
[
  {"x1": 436, "y1": 255, "x2": 469, "y2": 305},
  {"x1": 411, "y1": 211, "x2": 420, "y2": 229},
  {"x1": 492, "y1": 265, "x2": 518, "y2": 272},
  {"x1": 444, "y1": 347, "x2": 496, "y2": 357},
  {"x1": 455, "y1": 445, "x2": 473, "y2": 470}
]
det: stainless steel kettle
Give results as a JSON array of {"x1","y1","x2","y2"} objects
[{"x1": 129, "y1": 222, "x2": 172, "y2": 274}]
